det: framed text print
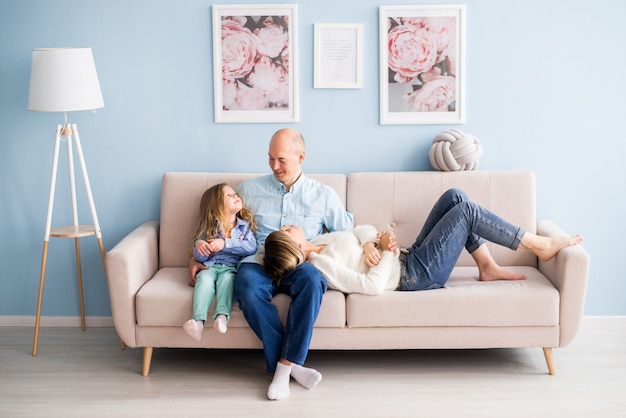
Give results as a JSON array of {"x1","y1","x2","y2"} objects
[
  {"x1": 314, "y1": 23, "x2": 363, "y2": 89},
  {"x1": 212, "y1": 4, "x2": 298, "y2": 123},
  {"x1": 380, "y1": 5, "x2": 465, "y2": 125}
]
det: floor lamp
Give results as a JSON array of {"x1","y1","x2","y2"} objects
[{"x1": 28, "y1": 47, "x2": 107, "y2": 356}]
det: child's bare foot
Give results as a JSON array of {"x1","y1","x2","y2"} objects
[
  {"x1": 479, "y1": 264, "x2": 526, "y2": 282},
  {"x1": 521, "y1": 234, "x2": 583, "y2": 262}
]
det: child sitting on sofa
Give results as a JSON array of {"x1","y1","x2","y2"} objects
[
  {"x1": 183, "y1": 183, "x2": 257, "y2": 341},
  {"x1": 263, "y1": 188, "x2": 582, "y2": 294}
]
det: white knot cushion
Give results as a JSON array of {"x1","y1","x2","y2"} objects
[{"x1": 429, "y1": 129, "x2": 483, "y2": 171}]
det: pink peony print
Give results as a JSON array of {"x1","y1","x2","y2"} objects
[
  {"x1": 228, "y1": 83, "x2": 268, "y2": 110},
  {"x1": 404, "y1": 76, "x2": 456, "y2": 112},
  {"x1": 388, "y1": 25, "x2": 438, "y2": 83},
  {"x1": 222, "y1": 78, "x2": 238, "y2": 109},
  {"x1": 221, "y1": 18, "x2": 258, "y2": 80},
  {"x1": 254, "y1": 17, "x2": 288, "y2": 59},
  {"x1": 220, "y1": 15, "x2": 290, "y2": 111},
  {"x1": 248, "y1": 56, "x2": 288, "y2": 106},
  {"x1": 387, "y1": 15, "x2": 458, "y2": 114}
]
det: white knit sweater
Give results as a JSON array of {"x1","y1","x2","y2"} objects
[{"x1": 308, "y1": 225, "x2": 401, "y2": 295}]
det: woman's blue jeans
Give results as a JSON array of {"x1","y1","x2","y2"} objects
[
  {"x1": 400, "y1": 188, "x2": 525, "y2": 291},
  {"x1": 234, "y1": 262, "x2": 327, "y2": 373}
]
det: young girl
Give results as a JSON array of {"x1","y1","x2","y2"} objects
[{"x1": 183, "y1": 183, "x2": 257, "y2": 341}]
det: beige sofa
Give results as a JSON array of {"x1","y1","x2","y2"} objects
[{"x1": 104, "y1": 170, "x2": 589, "y2": 377}]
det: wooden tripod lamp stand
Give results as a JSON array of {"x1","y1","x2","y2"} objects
[{"x1": 28, "y1": 47, "x2": 105, "y2": 356}]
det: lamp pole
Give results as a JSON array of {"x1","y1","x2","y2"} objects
[{"x1": 28, "y1": 47, "x2": 112, "y2": 355}]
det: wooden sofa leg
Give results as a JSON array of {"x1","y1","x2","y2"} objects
[
  {"x1": 543, "y1": 347, "x2": 556, "y2": 375},
  {"x1": 142, "y1": 347, "x2": 153, "y2": 377}
]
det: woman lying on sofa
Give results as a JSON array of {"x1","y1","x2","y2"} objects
[{"x1": 262, "y1": 188, "x2": 583, "y2": 294}]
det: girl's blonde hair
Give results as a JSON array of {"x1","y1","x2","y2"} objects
[
  {"x1": 263, "y1": 230, "x2": 305, "y2": 284},
  {"x1": 192, "y1": 183, "x2": 256, "y2": 244}
]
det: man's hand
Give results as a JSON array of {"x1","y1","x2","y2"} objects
[{"x1": 188, "y1": 257, "x2": 207, "y2": 286}]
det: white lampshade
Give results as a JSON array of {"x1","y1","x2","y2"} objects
[{"x1": 28, "y1": 47, "x2": 104, "y2": 112}]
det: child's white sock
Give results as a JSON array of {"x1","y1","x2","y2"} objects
[
  {"x1": 267, "y1": 362, "x2": 291, "y2": 400},
  {"x1": 213, "y1": 314, "x2": 227, "y2": 334},
  {"x1": 291, "y1": 364, "x2": 322, "y2": 390},
  {"x1": 182, "y1": 319, "x2": 203, "y2": 342}
]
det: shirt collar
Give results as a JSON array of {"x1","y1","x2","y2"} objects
[
  {"x1": 214, "y1": 217, "x2": 247, "y2": 232},
  {"x1": 234, "y1": 217, "x2": 248, "y2": 230},
  {"x1": 270, "y1": 171, "x2": 305, "y2": 193}
]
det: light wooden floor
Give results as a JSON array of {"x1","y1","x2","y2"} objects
[{"x1": 1, "y1": 318, "x2": 625, "y2": 417}]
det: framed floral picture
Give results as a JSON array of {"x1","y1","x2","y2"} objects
[
  {"x1": 212, "y1": 4, "x2": 298, "y2": 123},
  {"x1": 379, "y1": 5, "x2": 465, "y2": 125}
]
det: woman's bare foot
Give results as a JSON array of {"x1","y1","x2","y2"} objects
[
  {"x1": 471, "y1": 244, "x2": 525, "y2": 281},
  {"x1": 521, "y1": 234, "x2": 583, "y2": 262},
  {"x1": 479, "y1": 264, "x2": 526, "y2": 282}
]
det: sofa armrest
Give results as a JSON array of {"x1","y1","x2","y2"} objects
[
  {"x1": 104, "y1": 221, "x2": 160, "y2": 347},
  {"x1": 537, "y1": 219, "x2": 590, "y2": 347}
]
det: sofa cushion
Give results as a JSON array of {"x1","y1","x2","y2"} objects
[
  {"x1": 135, "y1": 267, "x2": 346, "y2": 328},
  {"x1": 346, "y1": 267, "x2": 559, "y2": 328}
]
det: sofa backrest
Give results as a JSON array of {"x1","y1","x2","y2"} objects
[
  {"x1": 347, "y1": 170, "x2": 537, "y2": 267},
  {"x1": 160, "y1": 172, "x2": 347, "y2": 267},
  {"x1": 160, "y1": 170, "x2": 536, "y2": 268}
]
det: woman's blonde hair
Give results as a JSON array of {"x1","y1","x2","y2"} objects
[
  {"x1": 263, "y1": 230, "x2": 305, "y2": 285},
  {"x1": 192, "y1": 183, "x2": 256, "y2": 244}
]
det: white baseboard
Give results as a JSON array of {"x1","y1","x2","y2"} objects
[
  {"x1": 581, "y1": 315, "x2": 626, "y2": 325},
  {"x1": 0, "y1": 316, "x2": 114, "y2": 327}
]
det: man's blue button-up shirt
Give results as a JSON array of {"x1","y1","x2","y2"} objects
[{"x1": 237, "y1": 173, "x2": 354, "y2": 262}]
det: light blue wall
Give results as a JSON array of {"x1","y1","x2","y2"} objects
[{"x1": 1, "y1": 0, "x2": 624, "y2": 317}]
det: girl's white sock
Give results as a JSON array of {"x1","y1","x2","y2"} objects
[
  {"x1": 213, "y1": 314, "x2": 227, "y2": 334},
  {"x1": 182, "y1": 319, "x2": 204, "y2": 342}
]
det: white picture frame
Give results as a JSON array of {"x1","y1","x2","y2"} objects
[
  {"x1": 212, "y1": 4, "x2": 298, "y2": 123},
  {"x1": 379, "y1": 5, "x2": 466, "y2": 125},
  {"x1": 314, "y1": 23, "x2": 363, "y2": 89}
]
